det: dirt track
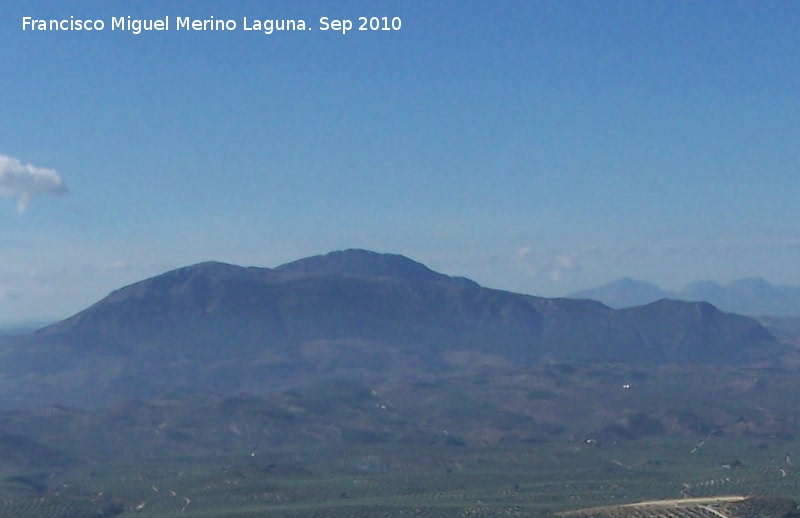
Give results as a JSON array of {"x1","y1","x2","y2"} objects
[{"x1": 557, "y1": 495, "x2": 748, "y2": 516}]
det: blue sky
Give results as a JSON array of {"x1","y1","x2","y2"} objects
[{"x1": 1, "y1": 1, "x2": 799, "y2": 324}]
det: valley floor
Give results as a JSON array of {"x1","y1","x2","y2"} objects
[{"x1": 2, "y1": 435, "x2": 800, "y2": 517}]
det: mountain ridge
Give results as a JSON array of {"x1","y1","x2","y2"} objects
[
  {"x1": 569, "y1": 276, "x2": 800, "y2": 316},
  {"x1": 0, "y1": 249, "x2": 781, "y2": 410}
]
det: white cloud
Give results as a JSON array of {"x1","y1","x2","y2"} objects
[
  {"x1": 0, "y1": 155, "x2": 67, "y2": 214},
  {"x1": 551, "y1": 252, "x2": 580, "y2": 282},
  {"x1": 512, "y1": 247, "x2": 588, "y2": 284}
]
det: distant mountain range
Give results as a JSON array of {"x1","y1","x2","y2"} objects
[
  {"x1": 568, "y1": 277, "x2": 800, "y2": 316},
  {"x1": 0, "y1": 249, "x2": 779, "y2": 410},
  {"x1": 0, "y1": 321, "x2": 52, "y2": 336}
]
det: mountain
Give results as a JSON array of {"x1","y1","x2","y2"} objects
[
  {"x1": 0, "y1": 320, "x2": 53, "y2": 336},
  {"x1": 681, "y1": 278, "x2": 800, "y2": 316},
  {"x1": 568, "y1": 278, "x2": 669, "y2": 309},
  {"x1": 569, "y1": 277, "x2": 800, "y2": 316},
  {"x1": 0, "y1": 249, "x2": 780, "y2": 410}
]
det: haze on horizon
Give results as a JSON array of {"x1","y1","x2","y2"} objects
[{"x1": 1, "y1": 1, "x2": 799, "y2": 324}]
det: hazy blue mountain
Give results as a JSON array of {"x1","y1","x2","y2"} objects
[
  {"x1": 680, "y1": 280, "x2": 727, "y2": 302},
  {"x1": 0, "y1": 249, "x2": 779, "y2": 410},
  {"x1": 568, "y1": 278, "x2": 669, "y2": 309},
  {"x1": 681, "y1": 277, "x2": 800, "y2": 316},
  {"x1": 0, "y1": 320, "x2": 53, "y2": 336},
  {"x1": 569, "y1": 277, "x2": 800, "y2": 316}
]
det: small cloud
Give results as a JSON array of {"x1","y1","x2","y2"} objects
[
  {"x1": 550, "y1": 252, "x2": 580, "y2": 282},
  {"x1": 512, "y1": 247, "x2": 586, "y2": 283},
  {"x1": 512, "y1": 246, "x2": 541, "y2": 276},
  {"x1": 0, "y1": 154, "x2": 67, "y2": 214},
  {"x1": 99, "y1": 260, "x2": 132, "y2": 271}
]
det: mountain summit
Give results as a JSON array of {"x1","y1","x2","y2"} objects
[
  {"x1": 569, "y1": 278, "x2": 667, "y2": 309},
  {"x1": 275, "y1": 249, "x2": 473, "y2": 284},
  {"x1": 0, "y1": 249, "x2": 779, "y2": 410}
]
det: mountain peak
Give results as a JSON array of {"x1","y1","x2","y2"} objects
[
  {"x1": 274, "y1": 249, "x2": 473, "y2": 285},
  {"x1": 568, "y1": 278, "x2": 668, "y2": 309}
]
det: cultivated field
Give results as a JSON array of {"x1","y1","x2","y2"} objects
[{"x1": 1, "y1": 434, "x2": 800, "y2": 517}]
